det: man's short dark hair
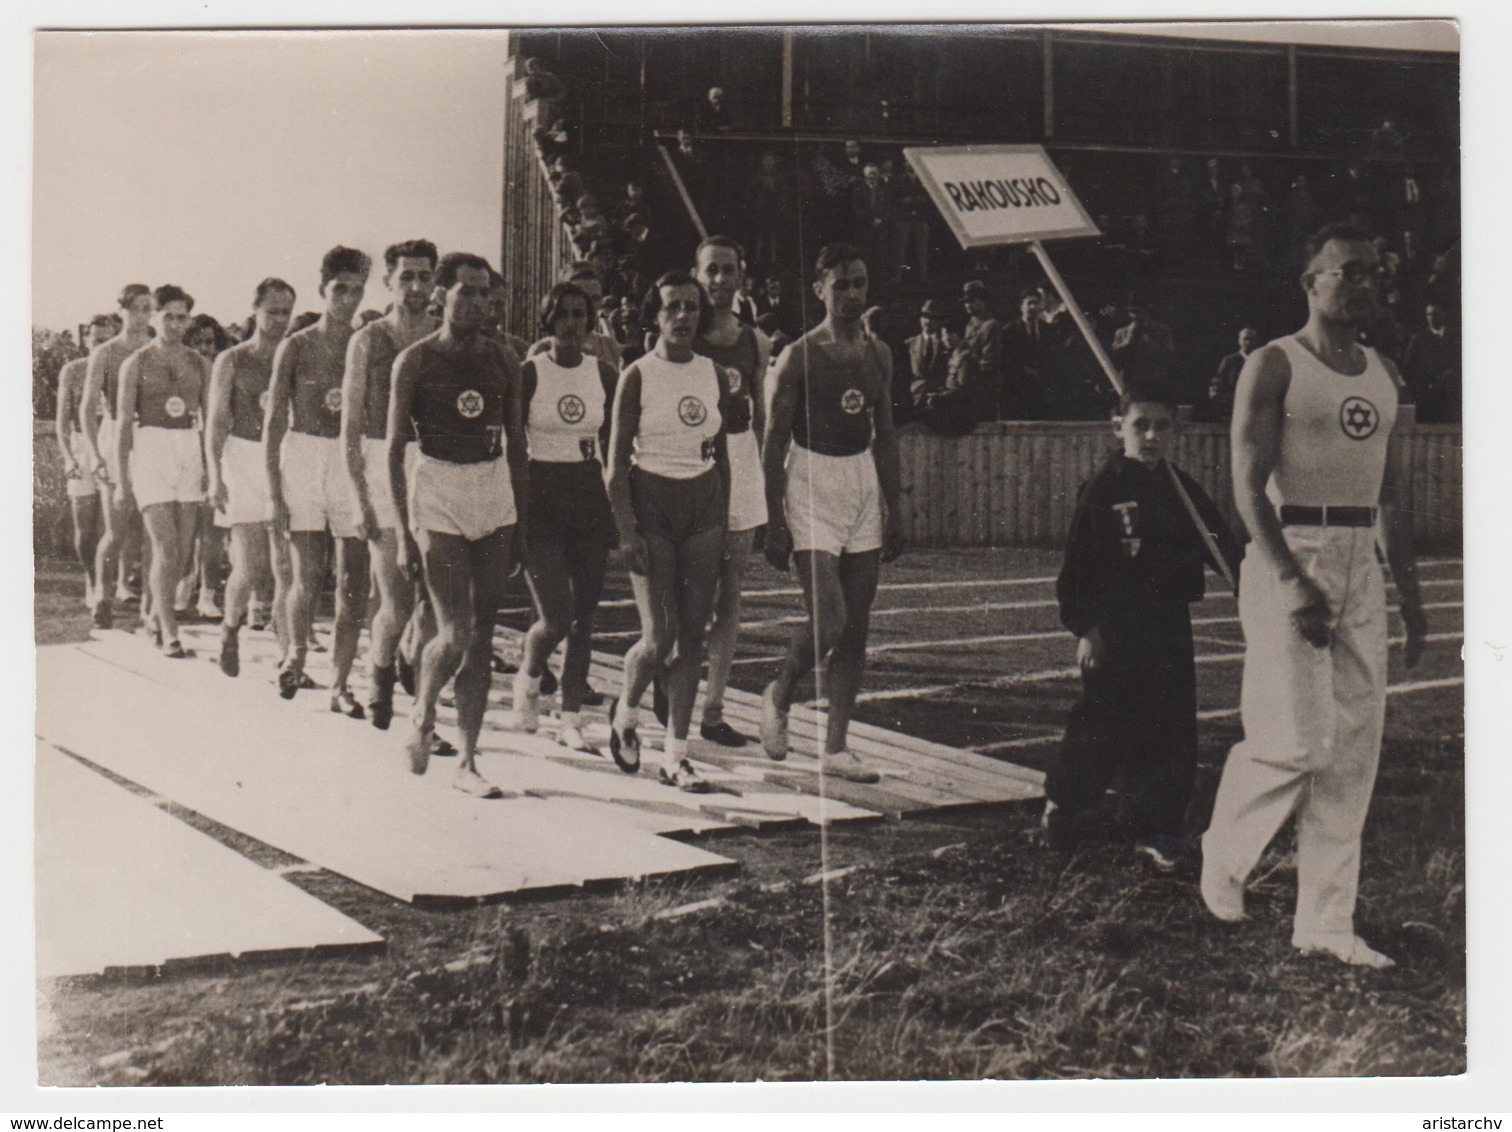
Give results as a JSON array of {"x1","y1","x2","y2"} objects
[
  {"x1": 384, "y1": 239, "x2": 438, "y2": 273},
  {"x1": 117, "y1": 283, "x2": 151, "y2": 309},
  {"x1": 153, "y1": 284, "x2": 194, "y2": 312},
  {"x1": 1020, "y1": 286, "x2": 1045, "y2": 303},
  {"x1": 1117, "y1": 375, "x2": 1179, "y2": 417},
  {"x1": 320, "y1": 245, "x2": 372, "y2": 288},
  {"x1": 1302, "y1": 222, "x2": 1374, "y2": 270},
  {"x1": 253, "y1": 277, "x2": 295, "y2": 308},
  {"x1": 435, "y1": 251, "x2": 492, "y2": 290},
  {"x1": 813, "y1": 243, "x2": 866, "y2": 281},
  {"x1": 695, "y1": 235, "x2": 746, "y2": 269}
]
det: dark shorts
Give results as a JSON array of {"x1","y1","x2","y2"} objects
[
  {"x1": 630, "y1": 466, "x2": 725, "y2": 545},
  {"x1": 528, "y1": 459, "x2": 616, "y2": 547}
]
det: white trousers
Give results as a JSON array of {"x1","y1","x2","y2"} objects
[{"x1": 1202, "y1": 524, "x2": 1388, "y2": 948}]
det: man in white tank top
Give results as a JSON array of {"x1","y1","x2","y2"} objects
[{"x1": 1200, "y1": 224, "x2": 1428, "y2": 968}]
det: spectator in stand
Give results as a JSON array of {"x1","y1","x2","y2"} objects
[
  {"x1": 851, "y1": 163, "x2": 893, "y2": 293},
  {"x1": 1226, "y1": 183, "x2": 1264, "y2": 274},
  {"x1": 1154, "y1": 157, "x2": 1200, "y2": 266},
  {"x1": 1283, "y1": 173, "x2": 1322, "y2": 268},
  {"x1": 891, "y1": 163, "x2": 932, "y2": 288},
  {"x1": 612, "y1": 178, "x2": 647, "y2": 228},
  {"x1": 755, "y1": 312, "x2": 792, "y2": 362},
  {"x1": 694, "y1": 86, "x2": 732, "y2": 133},
  {"x1": 1001, "y1": 287, "x2": 1051, "y2": 420},
  {"x1": 744, "y1": 151, "x2": 792, "y2": 270},
  {"x1": 757, "y1": 274, "x2": 802, "y2": 341},
  {"x1": 1111, "y1": 297, "x2": 1177, "y2": 382},
  {"x1": 914, "y1": 322, "x2": 979, "y2": 437},
  {"x1": 617, "y1": 256, "x2": 649, "y2": 308},
  {"x1": 1198, "y1": 158, "x2": 1229, "y2": 266},
  {"x1": 732, "y1": 274, "x2": 759, "y2": 324},
  {"x1": 904, "y1": 299, "x2": 950, "y2": 419},
  {"x1": 1193, "y1": 370, "x2": 1236, "y2": 424},
  {"x1": 1402, "y1": 302, "x2": 1459, "y2": 424},
  {"x1": 1367, "y1": 115, "x2": 1406, "y2": 161},
  {"x1": 838, "y1": 138, "x2": 866, "y2": 190},
  {"x1": 568, "y1": 195, "x2": 610, "y2": 256},
  {"x1": 522, "y1": 57, "x2": 567, "y2": 113},
  {"x1": 962, "y1": 280, "x2": 1003, "y2": 424},
  {"x1": 1210, "y1": 325, "x2": 1259, "y2": 413}
]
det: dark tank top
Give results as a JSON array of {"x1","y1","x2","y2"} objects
[
  {"x1": 791, "y1": 336, "x2": 882, "y2": 457},
  {"x1": 94, "y1": 337, "x2": 139, "y2": 421},
  {"x1": 133, "y1": 346, "x2": 205, "y2": 431},
  {"x1": 358, "y1": 320, "x2": 426, "y2": 441},
  {"x1": 694, "y1": 325, "x2": 757, "y2": 435},
  {"x1": 59, "y1": 358, "x2": 88, "y2": 436},
  {"x1": 286, "y1": 325, "x2": 350, "y2": 439},
  {"x1": 409, "y1": 337, "x2": 511, "y2": 464},
  {"x1": 226, "y1": 343, "x2": 274, "y2": 442}
]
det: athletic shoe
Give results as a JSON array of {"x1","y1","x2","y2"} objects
[
  {"x1": 453, "y1": 766, "x2": 504, "y2": 799},
  {"x1": 162, "y1": 638, "x2": 188, "y2": 660},
  {"x1": 396, "y1": 653, "x2": 416, "y2": 697},
  {"x1": 700, "y1": 720, "x2": 750, "y2": 748},
  {"x1": 91, "y1": 602, "x2": 113, "y2": 631},
  {"x1": 511, "y1": 669, "x2": 540, "y2": 733},
  {"x1": 581, "y1": 683, "x2": 606, "y2": 707},
  {"x1": 760, "y1": 682, "x2": 789, "y2": 762},
  {"x1": 1294, "y1": 935, "x2": 1395, "y2": 969},
  {"x1": 607, "y1": 698, "x2": 641, "y2": 774},
  {"x1": 196, "y1": 592, "x2": 223, "y2": 621},
  {"x1": 401, "y1": 724, "x2": 431, "y2": 776},
  {"x1": 330, "y1": 689, "x2": 366, "y2": 720},
  {"x1": 219, "y1": 625, "x2": 240, "y2": 678},
  {"x1": 558, "y1": 721, "x2": 588, "y2": 751},
  {"x1": 277, "y1": 663, "x2": 302, "y2": 701},
  {"x1": 1133, "y1": 834, "x2": 1193, "y2": 874},
  {"x1": 298, "y1": 672, "x2": 318, "y2": 690},
  {"x1": 368, "y1": 665, "x2": 396, "y2": 731},
  {"x1": 658, "y1": 758, "x2": 716, "y2": 793},
  {"x1": 430, "y1": 734, "x2": 458, "y2": 759},
  {"x1": 539, "y1": 666, "x2": 559, "y2": 697},
  {"x1": 651, "y1": 676, "x2": 669, "y2": 728},
  {"x1": 83, "y1": 579, "x2": 96, "y2": 611},
  {"x1": 1199, "y1": 860, "x2": 1247, "y2": 923},
  {"x1": 1041, "y1": 800, "x2": 1076, "y2": 852},
  {"x1": 819, "y1": 750, "x2": 880, "y2": 784}
]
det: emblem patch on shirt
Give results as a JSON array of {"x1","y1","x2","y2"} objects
[
  {"x1": 323, "y1": 387, "x2": 343, "y2": 413},
  {"x1": 558, "y1": 394, "x2": 586, "y2": 424},
  {"x1": 840, "y1": 388, "x2": 865, "y2": 415},
  {"x1": 1121, "y1": 538, "x2": 1142, "y2": 559},
  {"x1": 1339, "y1": 396, "x2": 1380, "y2": 440},
  {"x1": 456, "y1": 389, "x2": 485, "y2": 420},
  {"x1": 678, "y1": 396, "x2": 707, "y2": 426},
  {"x1": 719, "y1": 364, "x2": 744, "y2": 397},
  {"x1": 165, "y1": 395, "x2": 187, "y2": 419},
  {"x1": 1112, "y1": 500, "x2": 1139, "y2": 536}
]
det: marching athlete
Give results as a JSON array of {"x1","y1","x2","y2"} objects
[{"x1": 57, "y1": 313, "x2": 120, "y2": 607}]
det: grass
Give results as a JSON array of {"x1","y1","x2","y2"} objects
[{"x1": 32, "y1": 552, "x2": 1466, "y2": 1085}]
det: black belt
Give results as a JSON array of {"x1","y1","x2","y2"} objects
[{"x1": 1278, "y1": 505, "x2": 1377, "y2": 527}]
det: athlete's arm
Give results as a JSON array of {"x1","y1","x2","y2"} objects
[
  {"x1": 596, "y1": 358, "x2": 618, "y2": 458},
  {"x1": 870, "y1": 344, "x2": 905, "y2": 562},
  {"x1": 1231, "y1": 343, "x2": 1330, "y2": 647},
  {"x1": 340, "y1": 329, "x2": 374, "y2": 535},
  {"x1": 605, "y1": 363, "x2": 647, "y2": 574},
  {"x1": 56, "y1": 361, "x2": 81, "y2": 476},
  {"x1": 114, "y1": 352, "x2": 141, "y2": 506},
  {"x1": 387, "y1": 348, "x2": 421, "y2": 577},
  {"x1": 762, "y1": 341, "x2": 802, "y2": 570},
  {"x1": 264, "y1": 336, "x2": 298, "y2": 535},
  {"x1": 1379, "y1": 356, "x2": 1426, "y2": 667},
  {"x1": 205, "y1": 351, "x2": 236, "y2": 511},
  {"x1": 750, "y1": 328, "x2": 772, "y2": 448},
  {"x1": 80, "y1": 348, "x2": 109, "y2": 474},
  {"x1": 500, "y1": 347, "x2": 529, "y2": 567}
]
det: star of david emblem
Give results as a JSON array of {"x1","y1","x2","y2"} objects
[
  {"x1": 558, "y1": 394, "x2": 586, "y2": 424},
  {"x1": 456, "y1": 389, "x2": 485, "y2": 419},
  {"x1": 840, "y1": 388, "x2": 865, "y2": 415},
  {"x1": 323, "y1": 387, "x2": 342, "y2": 413},
  {"x1": 678, "y1": 395, "x2": 707, "y2": 426},
  {"x1": 1339, "y1": 395, "x2": 1380, "y2": 440},
  {"x1": 165, "y1": 395, "x2": 187, "y2": 419},
  {"x1": 720, "y1": 365, "x2": 743, "y2": 396}
]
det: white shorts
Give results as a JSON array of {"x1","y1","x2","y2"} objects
[
  {"x1": 409, "y1": 453, "x2": 516, "y2": 543},
  {"x1": 95, "y1": 416, "x2": 121, "y2": 489},
  {"x1": 726, "y1": 428, "x2": 768, "y2": 533},
  {"x1": 362, "y1": 437, "x2": 401, "y2": 532},
  {"x1": 66, "y1": 432, "x2": 100, "y2": 500},
  {"x1": 784, "y1": 445, "x2": 882, "y2": 556},
  {"x1": 215, "y1": 435, "x2": 272, "y2": 528},
  {"x1": 131, "y1": 426, "x2": 205, "y2": 510},
  {"x1": 280, "y1": 429, "x2": 357, "y2": 538}
]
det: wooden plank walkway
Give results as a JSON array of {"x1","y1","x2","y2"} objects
[{"x1": 35, "y1": 744, "x2": 384, "y2": 978}]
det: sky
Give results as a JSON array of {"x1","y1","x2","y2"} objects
[{"x1": 32, "y1": 30, "x2": 509, "y2": 331}]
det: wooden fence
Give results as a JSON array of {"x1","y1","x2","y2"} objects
[{"x1": 32, "y1": 420, "x2": 1462, "y2": 559}]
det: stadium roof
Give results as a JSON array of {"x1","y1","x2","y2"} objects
[{"x1": 1062, "y1": 19, "x2": 1457, "y2": 54}]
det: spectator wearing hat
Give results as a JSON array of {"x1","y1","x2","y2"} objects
[
  {"x1": 1110, "y1": 296, "x2": 1177, "y2": 380},
  {"x1": 962, "y1": 280, "x2": 1003, "y2": 424},
  {"x1": 905, "y1": 300, "x2": 950, "y2": 419}
]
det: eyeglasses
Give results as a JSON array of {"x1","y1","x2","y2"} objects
[{"x1": 1315, "y1": 264, "x2": 1389, "y2": 285}]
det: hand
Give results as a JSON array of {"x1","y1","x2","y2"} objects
[
  {"x1": 62, "y1": 458, "x2": 80, "y2": 481},
  {"x1": 210, "y1": 479, "x2": 229, "y2": 512},
  {"x1": 621, "y1": 530, "x2": 650, "y2": 576},
  {"x1": 511, "y1": 525, "x2": 528, "y2": 577},
  {"x1": 352, "y1": 498, "x2": 375, "y2": 544},
  {"x1": 112, "y1": 483, "x2": 128, "y2": 511},
  {"x1": 764, "y1": 523, "x2": 793, "y2": 572},
  {"x1": 397, "y1": 532, "x2": 422, "y2": 581},
  {"x1": 1286, "y1": 573, "x2": 1332, "y2": 649},
  {"x1": 271, "y1": 496, "x2": 291, "y2": 540},
  {"x1": 881, "y1": 515, "x2": 905, "y2": 563},
  {"x1": 1401, "y1": 601, "x2": 1428, "y2": 669},
  {"x1": 1077, "y1": 627, "x2": 1106, "y2": 672}
]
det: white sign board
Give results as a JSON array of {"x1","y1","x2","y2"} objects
[{"x1": 903, "y1": 144, "x2": 1099, "y2": 249}]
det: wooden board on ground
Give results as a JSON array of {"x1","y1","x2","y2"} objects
[
  {"x1": 35, "y1": 744, "x2": 384, "y2": 978},
  {"x1": 36, "y1": 640, "x2": 739, "y2": 906}
]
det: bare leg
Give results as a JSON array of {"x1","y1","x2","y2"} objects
[
  {"x1": 140, "y1": 503, "x2": 185, "y2": 648},
  {"x1": 367, "y1": 529, "x2": 414, "y2": 669},
  {"x1": 455, "y1": 526, "x2": 513, "y2": 769},
  {"x1": 771, "y1": 550, "x2": 848, "y2": 712},
  {"x1": 559, "y1": 540, "x2": 608, "y2": 714},
  {"x1": 69, "y1": 495, "x2": 103, "y2": 602},
  {"x1": 331, "y1": 536, "x2": 369, "y2": 697},
  {"x1": 623, "y1": 534, "x2": 680, "y2": 712},
  {"x1": 281, "y1": 529, "x2": 326, "y2": 684},
  {"x1": 701, "y1": 527, "x2": 756, "y2": 730},
  {"x1": 823, "y1": 550, "x2": 880, "y2": 754},
  {"x1": 666, "y1": 525, "x2": 724, "y2": 743}
]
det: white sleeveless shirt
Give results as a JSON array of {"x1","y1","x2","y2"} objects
[
  {"x1": 1266, "y1": 335, "x2": 1398, "y2": 509},
  {"x1": 631, "y1": 352, "x2": 723, "y2": 480},
  {"x1": 526, "y1": 353, "x2": 606, "y2": 463}
]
